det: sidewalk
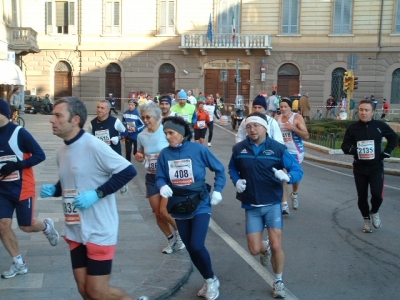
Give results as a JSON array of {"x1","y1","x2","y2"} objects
[{"x1": 0, "y1": 114, "x2": 192, "y2": 300}]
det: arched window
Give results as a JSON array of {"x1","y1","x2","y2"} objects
[
  {"x1": 277, "y1": 63, "x2": 300, "y2": 97},
  {"x1": 158, "y1": 63, "x2": 175, "y2": 94},
  {"x1": 331, "y1": 68, "x2": 346, "y2": 101},
  {"x1": 391, "y1": 68, "x2": 400, "y2": 104}
]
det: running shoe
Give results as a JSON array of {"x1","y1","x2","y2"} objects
[
  {"x1": 208, "y1": 143, "x2": 212, "y2": 147},
  {"x1": 120, "y1": 184, "x2": 128, "y2": 195},
  {"x1": 260, "y1": 239, "x2": 272, "y2": 267},
  {"x1": 174, "y1": 236, "x2": 186, "y2": 251},
  {"x1": 198, "y1": 276, "x2": 220, "y2": 298},
  {"x1": 363, "y1": 218, "x2": 372, "y2": 233},
  {"x1": 205, "y1": 276, "x2": 220, "y2": 300},
  {"x1": 370, "y1": 212, "x2": 382, "y2": 228},
  {"x1": 291, "y1": 192, "x2": 298, "y2": 210},
  {"x1": 162, "y1": 238, "x2": 176, "y2": 254},
  {"x1": 1, "y1": 262, "x2": 28, "y2": 279},
  {"x1": 282, "y1": 203, "x2": 290, "y2": 215},
  {"x1": 43, "y1": 218, "x2": 59, "y2": 246},
  {"x1": 272, "y1": 280, "x2": 286, "y2": 298}
]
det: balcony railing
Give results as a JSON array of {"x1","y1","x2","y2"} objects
[
  {"x1": 180, "y1": 33, "x2": 272, "y2": 55},
  {"x1": 8, "y1": 27, "x2": 40, "y2": 54}
]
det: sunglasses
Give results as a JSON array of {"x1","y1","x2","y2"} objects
[{"x1": 141, "y1": 115, "x2": 153, "y2": 120}]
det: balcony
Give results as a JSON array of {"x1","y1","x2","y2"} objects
[
  {"x1": 180, "y1": 33, "x2": 272, "y2": 56},
  {"x1": 8, "y1": 27, "x2": 40, "y2": 54}
]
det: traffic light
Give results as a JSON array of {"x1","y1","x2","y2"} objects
[
  {"x1": 343, "y1": 71, "x2": 352, "y2": 92},
  {"x1": 352, "y1": 76, "x2": 359, "y2": 90}
]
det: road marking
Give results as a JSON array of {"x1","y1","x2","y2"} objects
[{"x1": 209, "y1": 219, "x2": 299, "y2": 300}]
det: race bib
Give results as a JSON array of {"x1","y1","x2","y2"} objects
[
  {"x1": 181, "y1": 114, "x2": 189, "y2": 122},
  {"x1": 168, "y1": 159, "x2": 194, "y2": 186},
  {"x1": 357, "y1": 140, "x2": 375, "y2": 160},
  {"x1": 62, "y1": 189, "x2": 81, "y2": 225},
  {"x1": 0, "y1": 155, "x2": 20, "y2": 182},
  {"x1": 197, "y1": 121, "x2": 206, "y2": 128},
  {"x1": 95, "y1": 129, "x2": 111, "y2": 145},
  {"x1": 145, "y1": 154, "x2": 158, "y2": 174},
  {"x1": 282, "y1": 131, "x2": 293, "y2": 143}
]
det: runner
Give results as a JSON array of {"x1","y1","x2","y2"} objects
[
  {"x1": 122, "y1": 99, "x2": 145, "y2": 161},
  {"x1": 341, "y1": 98, "x2": 398, "y2": 233},
  {"x1": 134, "y1": 102, "x2": 185, "y2": 254},
  {"x1": 204, "y1": 95, "x2": 220, "y2": 147},
  {"x1": 156, "y1": 115, "x2": 226, "y2": 300},
  {"x1": 89, "y1": 99, "x2": 129, "y2": 194},
  {"x1": 229, "y1": 112, "x2": 303, "y2": 298},
  {"x1": 41, "y1": 96, "x2": 146, "y2": 300},
  {"x1": 0, "y1": 99, "x2": 59, "y2": 279},
  {"x1": 193, "y1": 101, "x2": 210, "y2": 145},
  {"x1": 275, "y1": 98, "x2": 309, "y2": 215}
]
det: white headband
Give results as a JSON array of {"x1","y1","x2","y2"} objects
[{"x1": 245, "y1": 116, "x2": 268, "y2": 129}]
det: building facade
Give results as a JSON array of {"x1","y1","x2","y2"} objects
[{"x1": 5, "y1": 0, "x2": 400, "y2": 113}]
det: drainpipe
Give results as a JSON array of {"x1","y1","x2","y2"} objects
[
  {"x1": 378, "y1": 0, "x2": 384, "y2": 52},
  {"x1": 77, "y1": 0, "x2": 82, "y2": 98}
]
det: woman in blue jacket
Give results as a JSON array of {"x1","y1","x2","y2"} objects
[
  {"x1": 122, "y1": 100, "x2": 145, "y2": 161},
  {"x1": 156, "y1": 116, "x2": 226, "y2": 300}
]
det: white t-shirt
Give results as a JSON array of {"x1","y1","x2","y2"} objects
[{"x1": 57, "y1": 132, "x2": 131, "y2": 245}]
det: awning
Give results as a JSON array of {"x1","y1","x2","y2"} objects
[{"x1": 0, "y1": 60, "x2": 25, "y2": 85}]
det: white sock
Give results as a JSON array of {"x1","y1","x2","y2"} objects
[
  {"x1": 13, "y1": 254, "x2": 24, "y2": 265},
  {"x1": 274, "y1": 273, "x2": 282, "y2": 283},
  {"x1": 282, "y1": 202, "x2": 288, "y2": 207}
]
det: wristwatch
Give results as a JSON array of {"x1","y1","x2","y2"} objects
[{"x1": 95, "y1": 189, "x2": 104, "y2": 198}]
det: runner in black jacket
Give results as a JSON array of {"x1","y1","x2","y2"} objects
[{"x1": 341, "y1": 99, "x2": 398, "y2": 233}]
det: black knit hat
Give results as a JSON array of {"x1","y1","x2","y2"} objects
[
  {"x1": 253, "y1": 95, "x2": 267, "y2": 110},
  {"x1": 0, "y1": 99, "x2": 11, "y2": 119}
]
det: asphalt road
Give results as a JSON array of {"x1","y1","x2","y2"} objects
[{"x1": 166, "y1": 123, "x2": 400, "y2": 300}]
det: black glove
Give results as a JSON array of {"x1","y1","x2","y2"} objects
[
  {"x1": 380, "y1": 152, "x2": 390, "y2": 160},
  {"x1": 0, "y1": 161, "x2": 23, "y2": 177}
]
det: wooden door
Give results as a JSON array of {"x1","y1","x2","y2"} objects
[
  {"x1": 105, "y1": 73, "x2": 121, "y2": 109},
  {"x1": 204, "y1": 69, "x2": 250, "y2": 103},
  {"x1": 158, "y1": 73, "x2": 175, "y2": 94},
  {"x1": 54, "y1": 71, "x2": 72, "y2": 99},
  {"x1": 277, "y1": 75, "x2": 300, "y2": 98}
]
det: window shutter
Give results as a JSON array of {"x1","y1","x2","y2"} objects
[
  {"x1": 167, "y1": 1, "x2": 175, "y2": 34},
  {"x1": 159, "y1": 1, "x2": 167, "y2": 34},
  {"x1": 396, "y1": 0, "x2": 400, "y2": 33},
  {"x1": 69, "y1": 1, "x2": 75, "y2": 25},
  {"x1": 290, "y1": 0, "x2": 299, "y2": 34},
  {"x1": 56, "y1": 2, "x2": 67, "y2": 27},
  {"x1": 69, "y1": 1, "x2": 76, "y2": 33},
  {"x1": 114, "y1": 2, "x2": 120, "y2": 26},
  {"x1": 46, "y1": 2, "x2": 53, "y2": 33}
]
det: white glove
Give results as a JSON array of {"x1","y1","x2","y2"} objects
[
  {"x1": 110, "y1": 136, "x2": 119, "y2": 145},
  {"x1": 210, "y1": 191, "x2": 222, "y2": 205},
  {"x1": 272, "y1": 167, "x2": 290, "y2": 182},
  {"x1": 235, "y1": 179, "x2": 247, "y2": 193},
  {"x1": 160, "y1": 185, "x2": 173, "y2": 198}
]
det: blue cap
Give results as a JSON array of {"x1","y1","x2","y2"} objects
[{"x1": 177, "y1": 90, "x2": 188, "y2": 100}]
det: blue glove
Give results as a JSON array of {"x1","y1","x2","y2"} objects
[
  {"x1": 73, "y1": 190, "x2": 100, "y2": 209},
  {"x1": 41, "y1": 184, "x2": 56, "y2": 198}
]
